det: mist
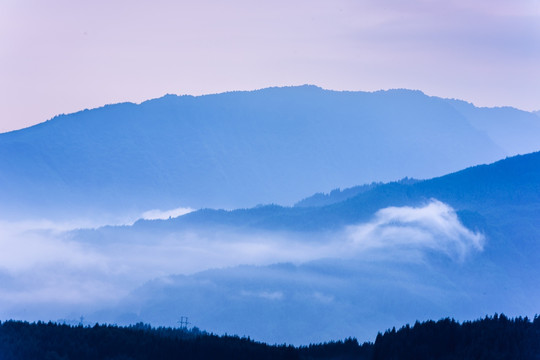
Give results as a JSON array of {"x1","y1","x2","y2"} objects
[
  {"x1": 347, "y1": 199, "x2": 485, "y2": 261},
  {"x1": 141, "y1": 207, "x2": 195, "y2": 220},
  {"x1": 0, "y1": 200, "x2": 486, "y2": 329}
]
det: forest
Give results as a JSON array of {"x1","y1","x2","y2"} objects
[{"x1": 0, "y1": 314, "x2": 538, "y2": 359}]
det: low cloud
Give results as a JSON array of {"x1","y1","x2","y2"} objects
[
  {"x1": 347, "y1": 199, "x2": 485, "y2": 261},
  {"x1": 140, "y1": 207, "x2": 195, "y2": 220},
  {"x1": 0, "y1": 199, "x2": 484, "y2": 322},
  {"x1": 240, "y1": 290, "x2": 284, "y2": 300}
]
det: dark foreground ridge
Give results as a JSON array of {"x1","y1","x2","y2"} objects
[{"x1": 1, "y1": 315, "x2": 539, "y2": 359}]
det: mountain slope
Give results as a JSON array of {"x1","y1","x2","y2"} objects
[
  {"x1": 72, "y1": 152, "x2": 540, "y2": 344},
  {"x1": 128, "y1": 151, "x2": 540, "y2": 237},
  {"x1": 445, "y1": 99, "x2": 540, "y2": 155},
  {"x1": 0, "y1": 85, "x2": 522, "y2": 220}
]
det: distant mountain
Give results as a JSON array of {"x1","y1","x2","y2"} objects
[
  {"x1": 444, "y1": 100, "x2": 540, "y2": 155},
  {"x1": 293, "y1": 178, "x2": 418, "y2": 208},
  {"x1": 76, "y1": 151, "x2": 540, "y2": 344},
  {"x1": 4, "y1": 85, "x2": 539, "y2": 220},
  {"x1": 90, "y1": 151, "x2": 540, "y2": 276},
  {"x1": 126, "y1": 151, "x2": 540, "y2": 237}
]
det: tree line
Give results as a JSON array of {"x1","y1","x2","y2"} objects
[{"x1": 0, "y1": 314, "x2": 538, "y2": 359}]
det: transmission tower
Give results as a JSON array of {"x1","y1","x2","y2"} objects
[{"x1": 177, "y1": 316, "x2": 190, "y2": 329}]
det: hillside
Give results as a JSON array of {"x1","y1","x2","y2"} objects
[
  {"x1": 4, "y1": 85, "x2": 538, "y2": 220},
  {"x1": 64, "y1": 151, "x2": 540, "y2": 344},
  {"x1": 128, "y1": 151, "x2": 540, "y2": 238}
]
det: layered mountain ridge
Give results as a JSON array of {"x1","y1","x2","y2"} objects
[
  {"x1": 2, "y1": 85, "x2": 538, "y2": 220},
  {"x1": 70, "y1": 151, "x2": 540, "y2": 344}
]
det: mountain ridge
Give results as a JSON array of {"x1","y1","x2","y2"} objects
[
  {"x1": 116, "y1": 151, "x2": 539, "y2": 240},
  {"x1": 1, "y1": 85, "x2": 538, "y2": 221},
  {"x1": 78, "y1": 151, "x2": 540, "y2": 344},
  {"x1": 4, "y1": 84, "x2": 535, "y2": 137}
]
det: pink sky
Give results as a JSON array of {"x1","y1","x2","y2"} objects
[{"x1": 1, "y1": 0, "x2": 539, "y2": 132}]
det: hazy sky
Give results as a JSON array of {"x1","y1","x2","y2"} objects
[{"x1": 1, "y1": 0, "x2": 539, "y2": 132}]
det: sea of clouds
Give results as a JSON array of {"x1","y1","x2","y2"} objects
[{"x1": 0, "y1": 200, "x2": 484, "y2": 323}]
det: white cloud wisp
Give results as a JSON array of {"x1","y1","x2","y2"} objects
[{"x1": 347, "y1": 199, "x2": 485, "y2": 261}]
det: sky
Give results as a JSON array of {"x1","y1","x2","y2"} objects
[{"x1": 1, "y1": 0, "x2": 539, "y2": 133}]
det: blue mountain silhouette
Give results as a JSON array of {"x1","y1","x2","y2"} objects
[
  {"x1": 3, "y1": 85, "x2": 538, "y2": 220},
  {"x1": 79, "y1": 151, "x2": 540, "y2": 344}
]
